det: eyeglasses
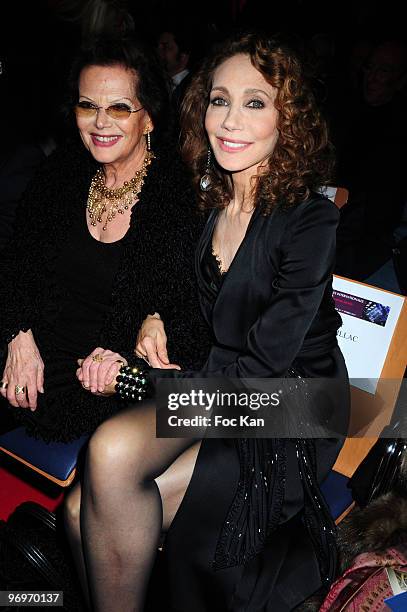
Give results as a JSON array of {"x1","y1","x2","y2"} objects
[{"x1": 74, "y1": 101, "x2": 144, "y2": 120}]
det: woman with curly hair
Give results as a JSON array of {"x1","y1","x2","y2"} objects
[{"x1": 66, "y1": 31, "x2": 350, "y2": 611}]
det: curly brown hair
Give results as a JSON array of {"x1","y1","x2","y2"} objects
[{"x1": 180, "y1": 32, "x2": 335, "y2": 214}]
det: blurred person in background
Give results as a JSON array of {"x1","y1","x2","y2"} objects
[{"x1": 334, "y1": 38, "x2": 407, "y2": 289}]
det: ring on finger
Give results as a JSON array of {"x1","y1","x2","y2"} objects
[
  {"x1": 0, "y1": 381, "x2": 8, "y2": 390},
  {"x1": 15, "y1": 385, "x2": 26, "y2": 395},
  {"x1": 92, "y1": 354, "x2": 104, "y2": 363}
]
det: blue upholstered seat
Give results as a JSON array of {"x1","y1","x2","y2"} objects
[
  {"x1": 320, "y1": 469, "x2": 353, "y2": 521},
  {"x1": 0, "y1": 427, "x2": 89, "y2": 486},
  {"x1": 0, "y1": 426, "x2": 355, "y2": 522}
]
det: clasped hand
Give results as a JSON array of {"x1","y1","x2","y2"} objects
[
  {"x1": 76, "y1": 348, "x2": 127, "y2": 396},
  {"x1": 2, "y1": 314, "x2": 180, "y2": 409},
  {"x1": 78, "y1": 315, "x2": 180, "y2": 397},
  {"x1": 1, "y1": 321, "x2": 179, "y2": 409}
]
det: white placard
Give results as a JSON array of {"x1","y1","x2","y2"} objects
[
  {"x1": 318, "y1": 185, "x2": 337, "y2": 203},
  {"x1": 332, "y1": 276, "x2": 404, "y2": 393}
]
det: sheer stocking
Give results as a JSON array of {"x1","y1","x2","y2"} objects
[
  {"x1": 64, "y1": 441, "x2": 200, "y2": 608},
  {"x1": 64, "y1": 482, "x2": 91, "y2": 609},
  {"x1": 80, "y1": 400, "x2": 196, "y2": 611}
]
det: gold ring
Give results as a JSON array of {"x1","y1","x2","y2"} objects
[
  {"x1": 15, "y1": 385, "x2": 26, "y2": 395},
  {"x1": 0, "y1": 381, "x2": 8, "y2": 390},
  {"x1": 92, "y1": 354, "x2": 104, "y2": 363}
]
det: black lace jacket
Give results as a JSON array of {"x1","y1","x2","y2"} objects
[{"x1": 0, "y1": 140, "x2": 211, "y2": 441}]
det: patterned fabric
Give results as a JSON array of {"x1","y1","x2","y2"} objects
[
  {"x1": 213, "y1": 438, "x2": 287, "y2": 570},
  {"x1": 320, "y1": 546, "x2": 407, "y2": 611}
]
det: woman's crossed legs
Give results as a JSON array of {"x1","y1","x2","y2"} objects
[{"x1": 64, "y1": 400, "x2": 199, "y2": 611}]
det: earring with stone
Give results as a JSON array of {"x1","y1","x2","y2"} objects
[
  {"x1": 200, "y1": 148, "x2": 212, "y2": 192},
  {"x1": 146, "y1": 130, "x2": 151, "y2": 152}
]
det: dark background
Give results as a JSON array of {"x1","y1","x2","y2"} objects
[
  {"x1": 0, "y1": 0, "x2": 405, "y2": 144},
  {"x1": 1, "y1": 0, "x2": 405, "y2": 88}
]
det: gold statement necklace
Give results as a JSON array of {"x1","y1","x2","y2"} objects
[{"x1": 87, "y1": 151, "x2": 154, "y2": 231}]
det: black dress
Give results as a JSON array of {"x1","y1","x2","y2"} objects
[
  {"x1": 0, "y1": 142, "x2": 211, "y2": 441},
  {"x1": 20, "y1": 216, "x2": 124, "y2": 436},
  {"x1": 153, "y1": 197, "x2": 350, "y2": 611},
  {"x1": 43, "y1": 216, "x2": 123, "y2": 355}
]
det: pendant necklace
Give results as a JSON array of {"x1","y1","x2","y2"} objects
[{"x1": 87, "y1": 151, "x2": 154, "y2": 231}]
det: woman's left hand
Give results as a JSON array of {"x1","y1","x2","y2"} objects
[
  {"x1": 135, "y1": 314, "x2": 181, "y2": 370},
  {"x1": 76, "y1": 348, "x2": 127, "y2": 395}
]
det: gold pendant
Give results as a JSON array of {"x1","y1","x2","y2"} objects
[{"x1": 86, "y1": 152, "x2": 154, "y2": 229}]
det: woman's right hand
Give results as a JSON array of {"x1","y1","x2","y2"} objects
[
  {"x1": 135, "y1": 313, "x2": 180, "y2": 369},
  {"x1": 0, "y1": 330, "x2": 44, "y2": 411}
]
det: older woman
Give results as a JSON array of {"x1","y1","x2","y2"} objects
[
  {"x1": 67, "y1": 32, "x2": 350, "y2": 611},
  {"x1": 0, "y1": 38, "x2": 209, "y2": 442}
]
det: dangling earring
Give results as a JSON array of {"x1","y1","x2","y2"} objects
[
  {"x1": 146, "y1": 131, "x2": 151, "y2": 152},
  {"x1": 200, "y1": 148, "x2": 212, "y2": 192}
]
